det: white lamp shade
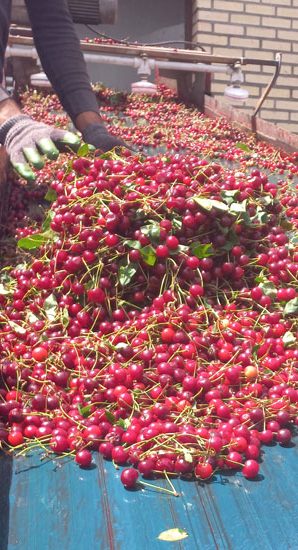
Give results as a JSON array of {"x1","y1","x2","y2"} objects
[
  {"x1": 224, "y1": 85, "x2": 249, "y2": 101},
  {"x1": 131, "y1": 79, "x2": 157, "y2": 95}
]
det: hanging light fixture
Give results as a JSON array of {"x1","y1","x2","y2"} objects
[{"x1": 224, "y1": 63, "x2": 249, "y2": 102}]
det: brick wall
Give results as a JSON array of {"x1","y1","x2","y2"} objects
[{"x1": 192, "y1": 0, "x2": 298, "y2": 133}]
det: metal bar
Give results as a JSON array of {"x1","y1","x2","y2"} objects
[
  {"x1": 6, "y1": 45, "x2": 231, "y2": 77},
  {"x1": 251, "y1": 52, "x2": 282, "y2": 120},
  {"x1": 8, "y1": 34, "x2": 280, "y2": 68},
  {"x1": 155, "y1": 60, "x2": 231, "y2": 74}
]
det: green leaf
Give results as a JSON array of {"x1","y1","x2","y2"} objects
[
  {"x1": 288, "y1": 231, "x2": 298, "y2": 246},
  {"x1": 44, "y1": 294, "x2": 58, "y2": 322},
  {"x1": 42, "y1": 210, "x2": 55, "y2": 232},
  {"x1": 255, "y1": 275, "x2": 265, "y2": 283},
  {"x1": 193, "y1": 196, "x2": 228, "y2": 212},
  {"x1": 175, "y1": 244, "x2": 189, "y2": 254},
  {"x1": 284, "y1": 297, "x2": 298, "y2": 316},
  {"x1": 259, "y1": 281, "x2": 277, "y2": 298},
  {"x1": 44, "y1": 188, "x2": 57, "y2": 203},
  {"x1": 230, "y1": 200, "x2": 247, "y2": 214},
  {"x1": 0, "y1": 283, "x2": 10, "y2": 295},
  {"x1": 157, "y1": 529, "x2": 188, "y2": 542},
  {"x1": 190, "y1": 242, "x2": 214, "y2": 259},
  {"x1": 116, "y1": 418, "x2": 130, "y2": 430},
  {"x1": 8, "y1": 321, "x2": 26, "y2": 335},
  {"x1": 27, "y1": 312, "x2": 40, "y2": 323},
  {"x1": 105, "y1": 410, "x2": 116, "y2": 424},
  {"x1": 221, "y1": 189, "x2": 239, "y2": 205},
  {"x1": 17, "y1": 233, "x2": 48, "y2": 250},
  {"x1": 124, "y1": 239, "x2": 141, "y2": 250},
  {"x1": 282, "y1": 331, "x2": 296, "y2": 347},
  {"x1": 235, "y1": 142, "x2": 252, "y2": 153},
  {"x1": 78, "y1": 404, "x2": 92, "y2": 418},
  {"x1": 119, "y1": 262, "x2": 138, "y2": 286},
  {"x1": 140, "y1": 224, "x2": 160, "y2": 241},
  {"x1": 77, "y1": 143, "x2": 90, "y2": 157},
  {"x1": 183, "y1": 451, "x2": 193, "y2": 464},
  {"x1": 252, "y1": 207, "x2": 269, "y2": 225},
  {"x1": 140, "y1": 245, "x2": 157, "y2": 266},
  {"x1": 171, "y1": 217, "x2": 182, "y2": 231},
  {"x1": 60, "y1": 307, "x2": 69, "y2": 328},
  {"x1": 261, "y1": 195, "x2": 273, "y2": 206}
]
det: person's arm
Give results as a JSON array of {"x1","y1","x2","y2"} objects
[
  {"x1": 0, "y1": 2, "x2": 22, "y2": 123},
  {"x1": 0, "y1": 1, "x2": 11, "y2": 82},
  {"x1": 0, "y1": 0, "x2": 130, "y2": 181},
  {"x1": 25, "y1": 0, "x2": 101, "y2": 130}
]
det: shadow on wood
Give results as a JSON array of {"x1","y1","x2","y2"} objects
[{"x1": 0, "y1": 452, "x2": 12, "y2": 550}]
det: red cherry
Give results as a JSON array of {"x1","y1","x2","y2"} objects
[{"x1": 32, "y1": 346, "x2": 48, "y2": 362}]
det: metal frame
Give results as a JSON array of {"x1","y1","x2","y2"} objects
[{"x1": 7, "y1": 32, "x2": 282, "y2": 117}]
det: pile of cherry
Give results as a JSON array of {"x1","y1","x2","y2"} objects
[{"x1": 0, "y1": 86, "x2": 297, "y2": 490}]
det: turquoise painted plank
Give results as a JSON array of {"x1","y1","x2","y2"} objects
[{"x1": 1, "y1": 438, "x2": 297, "y2": 550}]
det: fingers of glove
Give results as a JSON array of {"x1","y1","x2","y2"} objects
[
  {"x1": 22, "y1": 146, "x2": 45, "y2": 170},
  {"x1": 9, "y1": 148, "x2": 36, "y2": 181},
  {"x1": 37, "y1": 137, "x2": 59, "y2": 160},
  {"x1": 50, "y1": 129, "x2": 81, "y2": 152},
  {"x1": 11, "y1": 162, "x2": 36, "y2": 181}
]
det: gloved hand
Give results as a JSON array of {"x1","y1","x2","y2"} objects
[
  {"x1": 0, "y1": 114, "x2": 81, "y2": 181},
  {"x1": 81, "y1": 122, "x2": 130, "y2": 154}
]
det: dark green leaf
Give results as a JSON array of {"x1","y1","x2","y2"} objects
[
  {"x1": 190, "y1": 242, "x2": 214, "y2": 258},
  {"x1": 119, "y1": 262, "x2": 138, "y2": 286},
  {"x1": 44, "y1": 188, "x2": 57, "y2": 203},
  {"x1": 284, "y1": 297, "x2": 298, "y2": 316},
  {"x1": 105, "y1": 410, "x2": 116, "y2": 424},
  {"x1": 124, "y1": 239, "x2": 142, "y2": 250},
  {"x1": 140, "y1": 245, "x2": 157, "y2": 266},
  {"x1": 116, "y1": 418, "x2": 130, "y2": 430},
  {"x1": 252, "y1": 207, "x2": 269, "y2": 225},
  {"x1": 78, "y1": 404, "x2": 92, "y2": 418},
  {"x1": 171, "y1": 217, "x2": 182, "y2": 230},
  {"x1": 17, "y1": 233, "x2": 48, "y2": 250}
]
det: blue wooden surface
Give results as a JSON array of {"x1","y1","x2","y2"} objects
[{"x1": 1, "y1": 440, "x2": 297, "y2": 550}]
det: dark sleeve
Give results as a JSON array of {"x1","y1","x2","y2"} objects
[
  {"x1": 25, "y1": 0, "x2": 99, "y2": 123},
  {"x1": 0, "y1": 1, "x2": 11, "y2": 80}
]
